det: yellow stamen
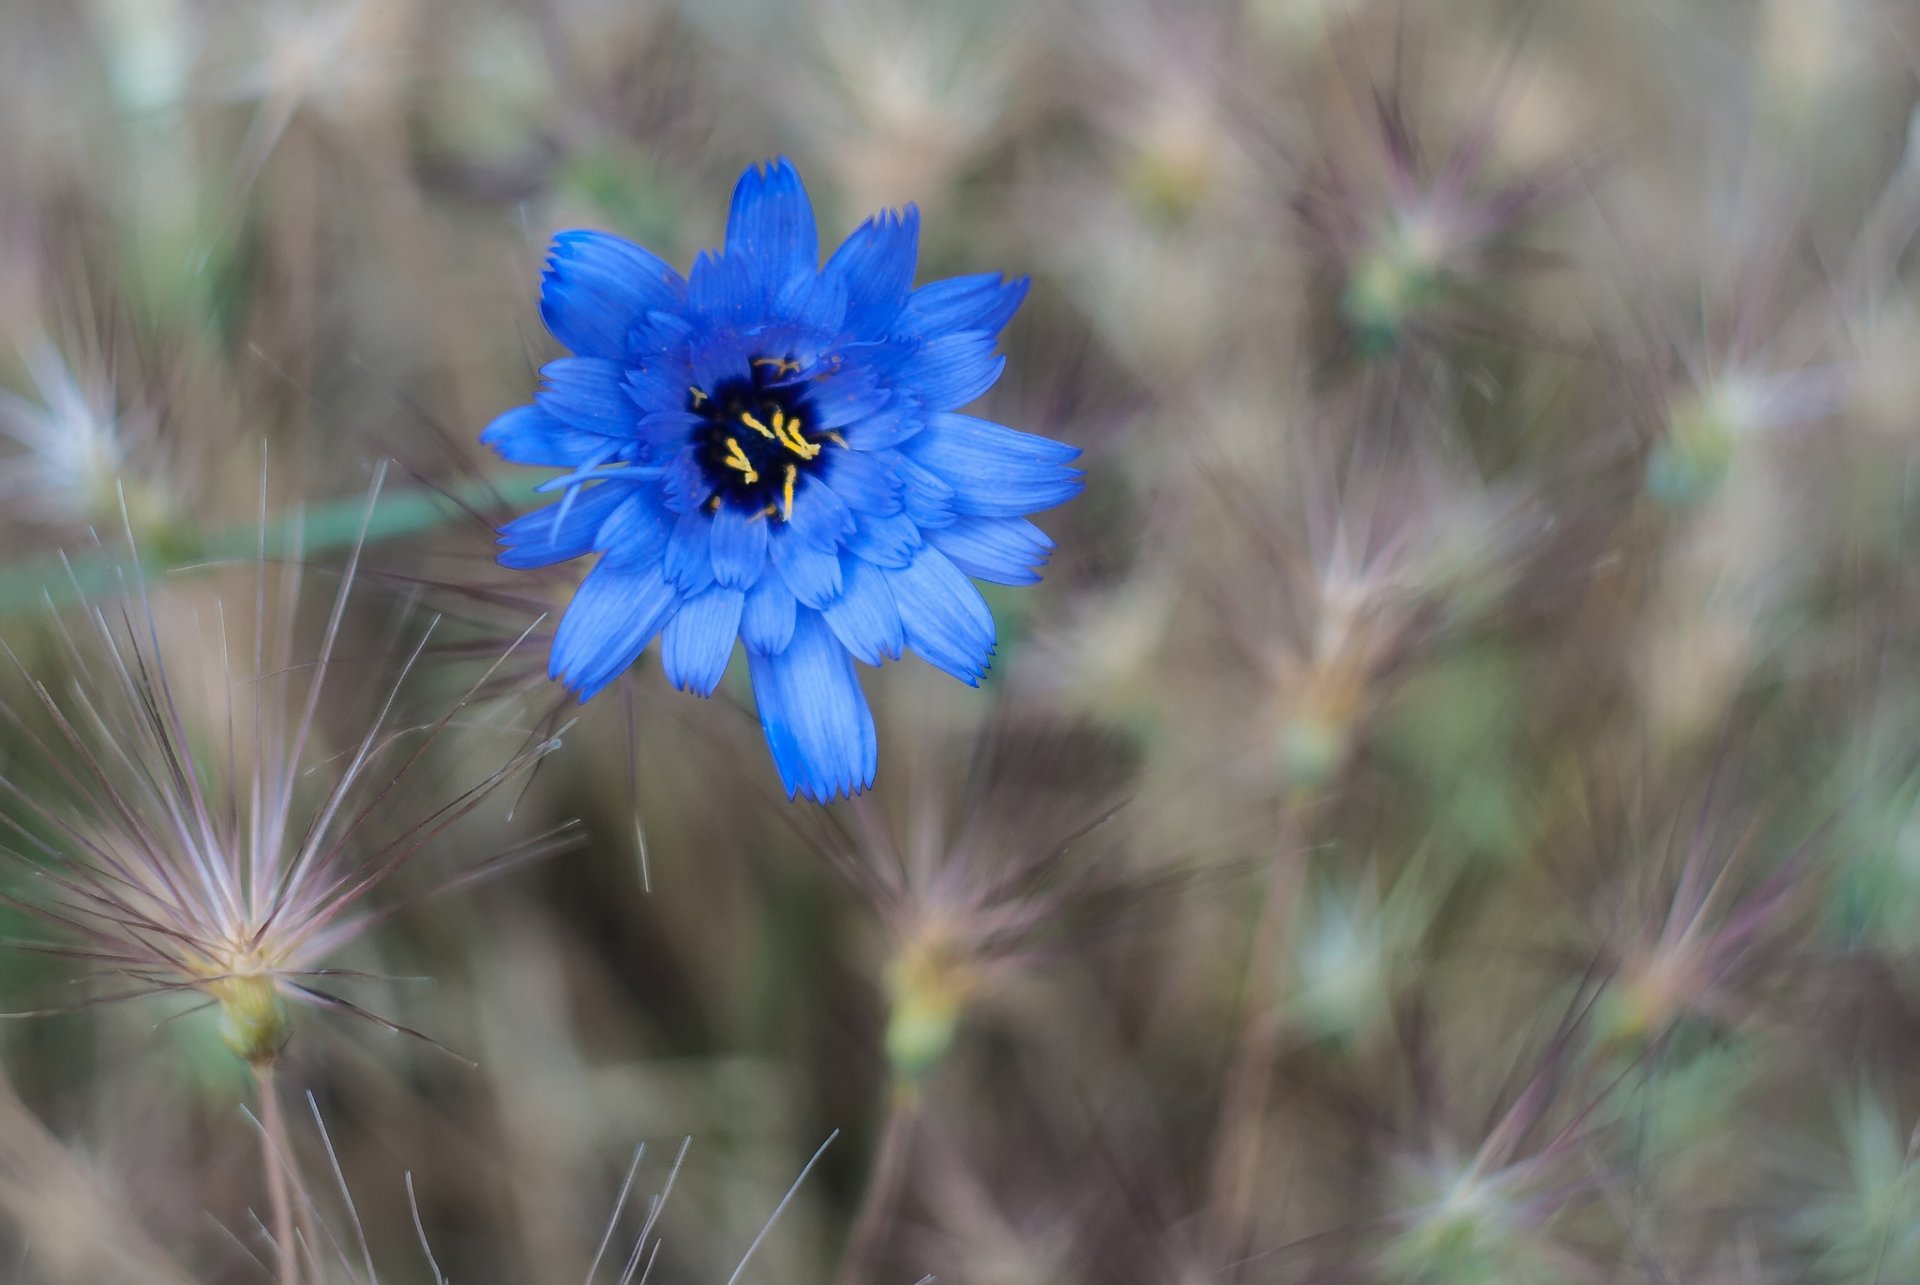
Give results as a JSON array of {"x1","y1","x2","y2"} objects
[
  {"x1": 739, "y1": 411, "x2": 775, "y2": 440},
  {"x1": 781, "y1": 464, "x2": 798, "y2": 521},
  {"x1": 753, "y1": 356, "x2": 802, "y2": 375},
  {"x1": 722, "y1": 436, "x2": 758, "y2": 483},
  {"x1": 689, "y1": 386, "x2": 708, "y2": 407},
  {"x1": 826, "y1": 431, "x2": 848, "y2": 448},
  {"x1": 769, "y1": 409, "x2": 820, "y2": 460}
]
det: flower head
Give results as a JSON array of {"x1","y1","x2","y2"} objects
[{"x1": 484, "y1": 158, "x2": 1083, "y2": 802}]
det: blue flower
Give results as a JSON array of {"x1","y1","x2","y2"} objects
[{"x1": 484, "y1": 158, "x2": 1083, "y2": 802}]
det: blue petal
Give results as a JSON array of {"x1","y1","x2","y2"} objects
[
  {"x1": 747, "y1": 609, "x2": 876, "y2": 802},
  {"x1": 845, "y1": 510, "x2": 923, "y2": 568},
  {"x1": 822, "y1": 206, "x2": 920, "y2": 335},
  {"x1": 535, "y1": 357, "x2": 641, "y2": 435},
  {"x1": 742, "y1": 573, "x2": 797, "y2": 653},
  {"x1": 725, "y1": 158, "x2": 819, "y2": 306},
  {"x1": 632, "y1": 309, "x2": 696, "y2": 361},
  {"x1": 837, "y1": 405, "x2": 923, "y2": 452},
  {"x1": 481, "y1": 405, "x2": 607, "y2": 467},
  {"x1": 710, "y1": 504, "x2": 769, "y2": 590},
  {"x1": 663, "y1": 509, "x2": 717, "y2": 594},
  {"x1": 823, "y1": 556, "x2": 904, "y2": 665},
  {"x1": 807, "y1": 364, "x2": 890, "y2": 430},
  {"x1": 595, "y1": 490, "x2": 674, "y2": 567},
  {"x1": 822, "y1": 448, "x2": 902, "y2": 516},
  {"x1": 786, "y1": 472, "x2": 856, "y2": 550},
  {"x1": 632, "y1": 411, "x2": 702, "y2": 462},
  {"x1": 895, "y1": 273, "x2": 1029, "y2": 340},
  {"x1": 926, "y1": 515, "x2": 1053, "y2": 586},
  {"x1": 894, "y1": 332, "x2": 1005, "y2": 411},
  {"x1": 903, "y1": 413, "x2": 1083, "y2": 517},
  {"x1": 550, "y1": 562, "x2": 678, "y2": 699},
  {"x1": 541, "y1": 230, "x2": 688, "y2": 362},
  {"x1": 897, "y1": 456, "x2": 957, "y2": 529},
  {"x1": 776, "y1": 268, "x2": 847, "y2": 335},
  {"x1": 890, "y1": 546, "x2": 995, "y2": 685},
  {"x1": 662, "y1": 586, "x2": 744, "y2": 696},
  {"x1": 688, "y1": 248, "x2": 758, "y2": 331},
  {"x1": 661, "y1": 447, "x2": 711, "y2": 513},
  {"x1": 627, "y1": 360, "x2": 698, "y2": 413},
  {"x1": 497, "y1": 482, "x2": 634, "y2": 569},
  {"x1": 769, "y1": 526, "x2": 843, "y2": 608}
]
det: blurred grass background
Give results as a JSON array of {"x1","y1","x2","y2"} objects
[{"x1": 2, "y1": 0, "x2": 1920, "y2": 1281}]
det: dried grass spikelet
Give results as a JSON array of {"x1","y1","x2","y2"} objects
[
  {"x1": 0, "y1": 469, "x2": 572, "y2": 1067},
  {"x1": 694, "y1": 0, "x2": 1035, "y2": 215},
  {"x1": 1201, "y1": 431, "x2": 1529, "y2": 797},
  {"x1": 803, "y1": 713, "x2": 1139, "y2": 1088},
  {"x1": 1584, "y1": 788, "x2": 1816, "y2": 1053},
  {"x1": 1364, "y1": 1000, "x2": 1615, "y2": 1284},
  {"x1": 0, "y1": 336, "x2": 171, "y2": 543},
  {"x1": 1295, "y1": 35, "x2": 1587, "y2": 359}
]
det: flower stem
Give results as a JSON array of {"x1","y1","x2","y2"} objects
[
  {"x1": 834, "y1": 1084, "x2": 919, "y2": 1285},
  {"x1": 254, "y1": 1064, "x2": 300, "y2": 1285},
  {"x1": 0, "y1": 470, "x2": 541, "y2": 618},
  {"x1": 1202, "y1": 796, "x2": 1311, "y2": 1265}
]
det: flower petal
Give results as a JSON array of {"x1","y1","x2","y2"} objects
[
  {"x1": 550, "y1": 562, "x2": 678, "y2": 699},
  {"x1": 742, "y1": 573, "x2": 797, "y2": 653},
  {"x1": 895, "y1": 273, "x2": 1029, "y2": 340},
  {"x1": 662, "y1": 587, "x2": 745, "y2": 696},
  {"x1": 747, "y1": 609, "x2": 876, "y2": 801},
  {"x1": 897, "y1": 456, "x2": 957, "y2": 529},
  {"x1": 903, "y1": 413, "x2": 1083, "y2": 517},
  {"x1": 893, "y1": 332, "x2": 1005, "y2": 412},
  {"x1": 822, "y1": 206, "x2": 920, "y2": 334},
  {"x1": 661, "y1": 447, "x2": 712, "y2": 513},
  {"x1": 627, "y1": 360, "x2": 698, "y2": 413},
  {"x1": 925, "y1": 515, "x2": 1054, "y2": 585},
  {"x1": 535, "y1": 357, "x2": 641, "y2": 434},
  {"x1": 497, "y1": 482, "x2": 634, "y2": 569},
  {"x1": 845, "y1": 510, "x2": 923, "y2": 568},
  {"x1": 890, "y1": 546, "x2": 995, "y2": 685},
  {"x1": 837, "y1": 405, "x2": 923, "y2": 452},
  {"x1": 807, "y1": 364, "x2": 889, "y2": 430},
  {"x1": 688, "y1": 248, "x2": 758, "y2": 330},
  {"x1": 823, "y1": 556, "x2": 905, "y2": 665},
  {"x1": 786, "y1": 472, "x2": 856, "y2": 551},
  {"x1": 481, "y1": 405, "x2": 607, "y2": 467},
  {"x1": 776, "y1": 267, "x2": 848, "y2": 334},
  {"x1": 541, "y1": 230, "x2": 688, "y2": 361},
  {"x1": 663, "y1": 508, "x2": 717, "y2": 594},
  {"x1": 710, "y1": 503, "x2": 769, "y2": 590},
  {"x1": 594, "y1": 490, "x2": 674, "y2": 566},
  {"x1": 823, "y1": 448, "x2": 902, "y2": 516},
  {"x1": 769, "y1": 526, "x2": 844, "y2": 608},
  {"x1": 726, "y1": 158, "x2": 819, "y2": 306}
]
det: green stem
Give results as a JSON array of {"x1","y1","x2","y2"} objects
[{"x1": 0, "y1": 472, "x2": 540, "y2": 618}]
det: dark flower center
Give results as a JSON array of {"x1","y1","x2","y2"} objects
[{"x1": 689, "y1": 356, "x2": 831, "y2": 520}]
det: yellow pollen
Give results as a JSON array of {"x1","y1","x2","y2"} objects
[
  {"x1": 753, "y1": 357, "x2": 803, "y2": 375},
  {"x1": 721, "y1": 436, "x2": 758, "y2": 483},
  {"x1": 826, "y1": 431, "x2": 848, "y2": 448},
  {"x1": 689, "y1": 386, "x2": 708, "y2": 406},
  {"x1": 781, "y1": 464, "x2": 798, "y2": 520},
  {"x1": 739, "y1": 411, "x2": 775, "y2": 440}
]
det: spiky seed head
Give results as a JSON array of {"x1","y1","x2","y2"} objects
[
  {"x1": 883, "y1": 918, "x2": 979, "y2": 1084},
  {"x1": 212, "y1": 973, "x2": 291, "y2": 1066}
]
